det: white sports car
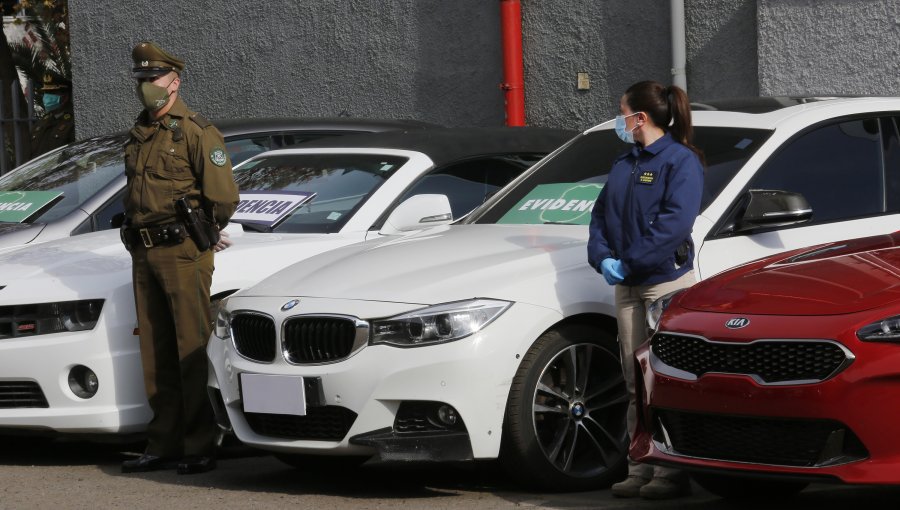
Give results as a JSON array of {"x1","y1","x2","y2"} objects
[
  {"x1": 0, "y1": 118, "x2": 433, "y2": 250},
  {"x1": 208, "y1": 97, "x2": 900, "y2": 490},
  {"x1": 0, "y1": 127, "x2": 571, "y2": 438}
]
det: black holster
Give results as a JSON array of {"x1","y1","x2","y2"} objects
[
  {"x1": 120, "y1": 219, "x2": 133, "y2": 252},
  {"x1": 675, "y1": 239, "x2": 691, "y2": 266},
  {"x1": 175, "y1": 198, "x2": 217, "y2": 251}
]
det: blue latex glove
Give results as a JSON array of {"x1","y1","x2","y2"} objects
[{"x1": 600, "y1": 258, "x2": 626, "y2": 285}]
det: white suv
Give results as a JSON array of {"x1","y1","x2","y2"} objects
[{"x1": 208, "y1": 97, "x2": 900, "y2": 491}]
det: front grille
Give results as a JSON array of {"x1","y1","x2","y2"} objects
[
  {"x1": 244, "y1": 406, "x2": 357, "y2": 441},
  {"x1": 0, "y1": 381, "x2": 48, "y2": 408},
  {"x1": 652, "y1": 334, "x2": 849, "y2": 383},
  {"x1": 654, "y1": 408, "x2": 868, "y2": 467},
  {"x1": 283, "y1": 317, "x2": 359, "y2": 363},
  {"x1": 232, "y1": 314, "x2": 276, "y2": 363}
]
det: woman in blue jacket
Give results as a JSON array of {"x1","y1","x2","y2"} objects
[{"x1": 587, "y1": 81, "x2": 703, "y2": 500}]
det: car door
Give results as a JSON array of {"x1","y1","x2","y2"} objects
[{"x1": 696, "y1": 115, "x2": 900, "y2": 279}]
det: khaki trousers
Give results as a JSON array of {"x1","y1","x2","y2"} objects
[
  {"x1": 615, "y1": 270, "x2": 696, "y2": 480},
  {"x1": 131, "y1": 238, "x2": 217, "y2": 458}
]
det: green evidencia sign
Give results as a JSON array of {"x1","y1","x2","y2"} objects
[
  {"x1": 0, "y1": 191, "x2": 64, "y2": 223},
  {"x1": 498, "y1": 183, "x2": 603, "y2": 225}
]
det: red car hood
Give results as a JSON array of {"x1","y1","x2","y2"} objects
[{"x1": 681, "y1": 232, "x2": 900, "y2": 315}]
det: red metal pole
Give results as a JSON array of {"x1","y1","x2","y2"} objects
[{"x1": 499, "y1": 0, "x2": 525, "y2": 126}]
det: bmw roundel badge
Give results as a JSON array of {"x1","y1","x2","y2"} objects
[
  {"x1": 281, "y1": 299, "x2": 300, "y2": 311},
  {"x1": 725, "y1": 317, "x2": 750, "y2": 329}
]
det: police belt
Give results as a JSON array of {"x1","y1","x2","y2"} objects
[{"x1": 124, "y1": 222, "x2": 188, "y2": 248}]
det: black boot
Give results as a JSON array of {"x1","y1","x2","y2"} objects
[
  {"x1": 177, "y1": 455, "x2": 217, "y2": 474},
  {"x1": 121, "y1": 454, "x2": 178, "y2": 473}
]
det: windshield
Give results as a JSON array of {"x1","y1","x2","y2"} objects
[
  {"x1": 233, "y1": 153, "x2": 407, "y2": 233},
  {"x1": 0, "y1": 135, "x2": 126, "y2": 223},
  {"x1": 471, "y1": 126, "x2": 773, "y2": 225}
]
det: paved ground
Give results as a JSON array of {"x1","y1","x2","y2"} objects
[{"x1": 3, "y1": 436, "x2": 900, "y2": 509}]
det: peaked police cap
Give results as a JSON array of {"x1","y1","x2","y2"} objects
[{"x1": 131, "y1": 41, "x2": 185, "y2": 78}]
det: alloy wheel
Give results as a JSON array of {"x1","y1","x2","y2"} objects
[{"x1": 531, "y1": 342, "x2": 628, "y2": 477}]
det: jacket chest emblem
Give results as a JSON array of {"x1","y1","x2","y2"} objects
[{"x1": 638, "y1": 170, "x2": 657, "y2": 185}]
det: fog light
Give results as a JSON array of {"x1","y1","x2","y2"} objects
[
  {"x1": 68, "y1": 365, "x2": 99, "y2": 399},
  {"x1": 437, "y1": 405, "x2": 459, "y2": 426}
]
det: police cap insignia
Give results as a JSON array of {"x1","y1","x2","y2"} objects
[
  {"x1": 210, "y1": 148, "x2": 227, "y2": 167},
  {"x1": 131, "y1": 41, "x2": 185, "y2": 78}
]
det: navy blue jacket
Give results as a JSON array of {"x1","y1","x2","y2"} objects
[{"x1": 587, "y1": 132, "x2": 704, "y2": 286}]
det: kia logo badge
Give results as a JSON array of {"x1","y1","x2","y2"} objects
[
  {"x1": 281, "y1": 299, "x2": 300, "y2": 311},
  {"x1": 725, "y1": 318, "x2": 749, "y2": 329}
]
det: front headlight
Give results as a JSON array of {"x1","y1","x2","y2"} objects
[
  {"x1": 646, "y1": 290, "x2": 686, "y2": 332},
  {"x1": 370, "y1": 298, "x2": 512, "y2": 347},
  {"x1": 857, "y1": 315, "x2": 900, "y2": 342},
  {"x1": 0, "y1": 299, "x2": 104, "y2": 338},
  {"x1": 214, "y1": 298, "x2": 232, "y2": 340}
]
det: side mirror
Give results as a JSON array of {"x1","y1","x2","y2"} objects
[
  {"x1": 379, "y1": 194, "x2": 453, "y2": 236},
  {"x1": 110, "y1": 212, "x2": 126, "y2": 229},
  {"x1": 734, "y1": 189, "x2": 812, "y2": 233}
]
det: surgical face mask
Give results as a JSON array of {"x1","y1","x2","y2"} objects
[
  {"x1": 136, "y1": 76, "x2": 175, "y2": 112},
  {"x1": 42, "y1": 93, "x2": 62, "y2": 112},
  {"x1": 614, "y1": 112, "x2": 640, "y2": 144}
]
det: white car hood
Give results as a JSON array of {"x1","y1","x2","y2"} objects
[
  {"x1": 241, "y1": 224, "x2": 603, "y2": 311},
  {"x1": 0, "y1": 227, "x2": 368, "y2": 302}
]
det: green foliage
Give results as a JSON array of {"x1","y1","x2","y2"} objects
[{"x1": 7, "y1": 1, "x2": 71, "y2": 92}]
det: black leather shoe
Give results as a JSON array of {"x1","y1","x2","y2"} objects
[
  {"x1": 177, "y1": 455, "x2": 217, "y2": 474},
  {"x1": 121, "y1": 454, "x2": 178, "y2": 473}
]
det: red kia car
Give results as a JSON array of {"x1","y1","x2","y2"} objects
[{"x1": 630, "y1": 231, "x2": 900, "y2": 499}]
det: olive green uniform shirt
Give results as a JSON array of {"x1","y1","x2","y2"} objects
[
  {"x1": 124, "y1": 97, "x2": 238, "y2": 227},
  {"x1": 29, "y1": 106, "x2": 75, "y2": 160}
]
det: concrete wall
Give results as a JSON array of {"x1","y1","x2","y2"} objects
[
  {"x1": 685, "y1": 0, "x2": 759, "y2": 101},
  {"x1": 757, "y1": 0, "x2": 900, "y2": 96},
  {"x1": 66, "y1": 0, "x2": 900, "y2": 140},
  {"x1": 521, "y1": 0, "x2": 673, "y2": 131},
  {"x1": 68, "y1": 0, "x2": 505, "y2": 138}
]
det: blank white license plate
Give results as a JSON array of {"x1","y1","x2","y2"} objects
[{"x1": 240, "y1": 373, "x2": 306, "y2": 416}]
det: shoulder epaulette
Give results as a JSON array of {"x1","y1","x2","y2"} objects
[{"x1": 189, "y1": 113, "x2": 211, "y2": 129}]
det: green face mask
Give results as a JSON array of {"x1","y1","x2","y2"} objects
[{"x1": 136, "y1": 80, "x2": 172, "y2": 111}]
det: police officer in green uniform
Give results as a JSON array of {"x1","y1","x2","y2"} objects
[
  {"x1": 120, "y1": 42, "x2": 238, "y2": 475},
  {"x1": 29, "y1": 74, "x2": 75, "y2": 159}
]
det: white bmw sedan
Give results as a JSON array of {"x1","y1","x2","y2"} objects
[
  {"x1": 208, "y1": 97, "x2": 900, "y2": 490},
  {"x1": 0, "y1": 127, "x2": 571, "y2": 439}
]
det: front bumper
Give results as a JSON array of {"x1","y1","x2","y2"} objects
[
  {"x1": 207, "y1": 296, "x2": 562, "y2": 460},
  {"x1": 630, "y1": 309, "x2": 900, "y2": 485},
  {"x1": 0, "y1": 292, "x2": 151, "y2": 435}
]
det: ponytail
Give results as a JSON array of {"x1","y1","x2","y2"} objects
[{"x1": 624, "y1": 81, "x2": 704, "y2": 164}]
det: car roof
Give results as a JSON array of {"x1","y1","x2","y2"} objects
[
  {"x1": 213, "y1": 117, "x2": 440, "y2": 138},
  {"x1": 587, "y1": 96, "x2": 900, "y2": 132},
  {"x1": 274, "y1": 126, "x2": 578, "y2": 166},
  {"x1": 70, "y1": 117, "x2": 441, "y2": 145},
  {"x1": 689, "y1": 96, "x2": 849, "y2": 114}
]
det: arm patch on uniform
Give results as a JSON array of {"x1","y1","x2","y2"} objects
[{"x1": 210, "y1": 147, "x2": 228, "y2": 167}]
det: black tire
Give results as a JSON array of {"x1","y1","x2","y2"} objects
[
  {"x1": 274, "y1": 453, "x2": 369, "y2": 471},
  {"x1": 692, "y1": 473, "x2": 808, "y2": 500},
  {"x1": 501, "y1": 323, "x2": 628, "y2": 492}
]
